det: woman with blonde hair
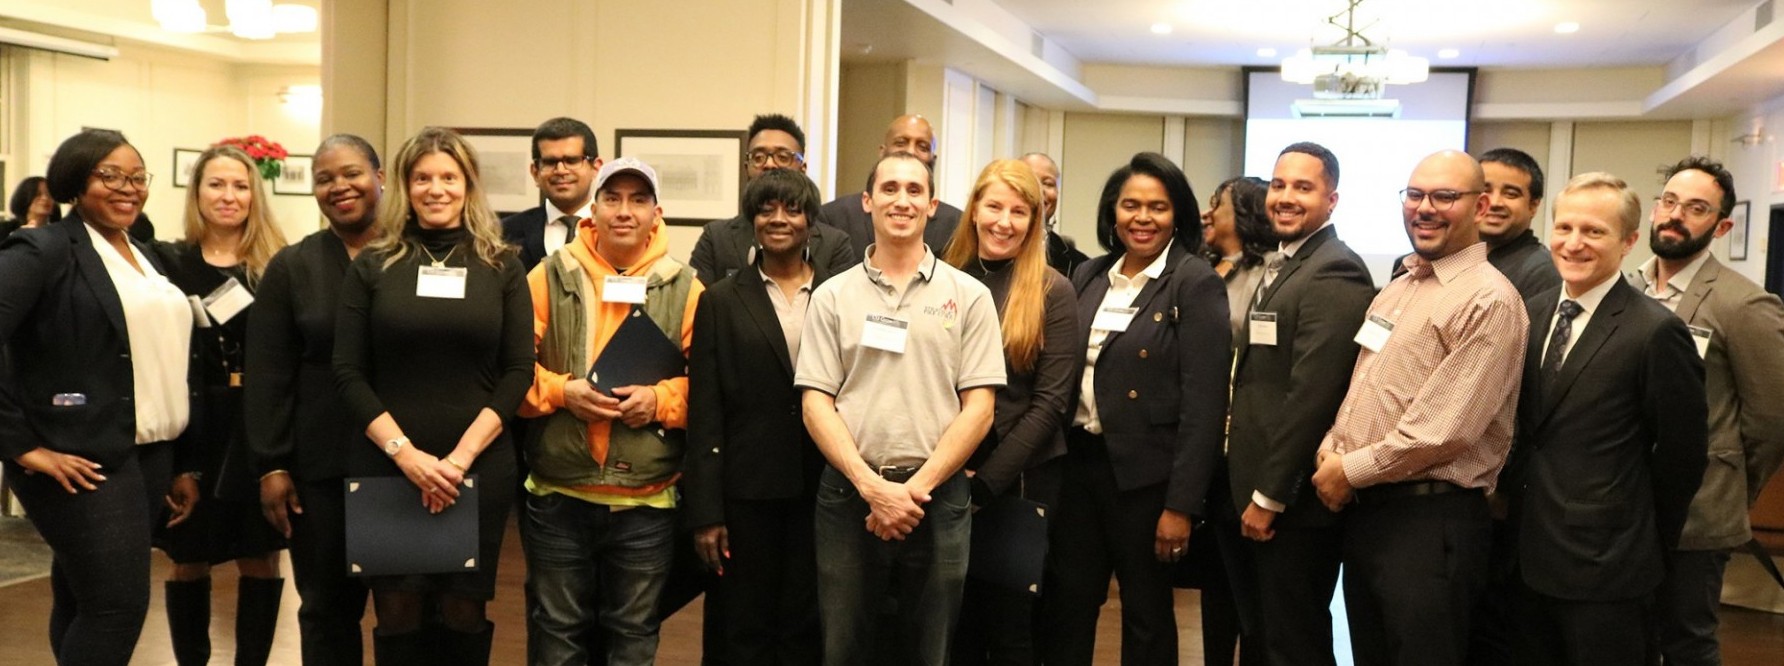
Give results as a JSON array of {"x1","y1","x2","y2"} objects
[
  {"x1": 153, "y1": 143, "x2": 291, "y2": 666},
  {"x1": 944, "y1": 159, "x2": 1083, "y2": 665},
  {"x1": 334, "y1": 126, "x2": 533, "y2": 664}
]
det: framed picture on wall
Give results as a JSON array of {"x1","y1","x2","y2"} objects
[
  {"x1": 454, "y1": 127, "x2": 541, "y2": 216},
  {"x1": 1728, "y1": 200, "x2": 1751, "y2": 261},
  {"x1": 274, "y1": 155, "x2": 313, "y2": 196},
  {"x1": 172, "y1": 148, "x2": 204, "y2": 188},
  {"x1": 614, "y1": 129, "x2": 748, "y2": 226}
]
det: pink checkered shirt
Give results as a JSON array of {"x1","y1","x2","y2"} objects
[{"x1": 1319, "y1": 242, "x2": 1529, "y2": 492}]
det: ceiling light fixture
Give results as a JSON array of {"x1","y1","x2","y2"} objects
[
  {"x1": 1151, "y1": 23, "x2": 1173, "y2": 35},
  {"x1": 151, "y1": 0, "x2": 206, "y2": 33},
  {"x1": 227, "y1": 0, "x2": 276, "y2": 40},
  {"x1": 1554, "y1": 22, "x2": 1580, "y2": 34},
  {"x1": 1258, "y1": 47, "x2": 1278, "y2": 58},
  {"x1": 1280, "y1": 0, "x2": 1429, "y2": 100},
  {"x1": 1437, "y1": 48, "x2": 1460, "y2": 59}
]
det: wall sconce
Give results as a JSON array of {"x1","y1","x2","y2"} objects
[
  {"x1": 1733, "y1": 117, "x2": 1774, "y2": 150},
  {"x1": 279, "y1": 84, "x2": 322, "y2": 121}
]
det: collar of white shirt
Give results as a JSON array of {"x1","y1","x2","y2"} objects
[
  {"x1": 1279, "y1": 221, "x2": 1332, "y2": 259},
  {"x1": 1636, "y1": 251, "x2": 1711, "y2": 297},
  {"x1": 1104, "y1": 240, "x2": 1175, "y2": 287}
]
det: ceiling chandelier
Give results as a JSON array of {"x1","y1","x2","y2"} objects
[
  {"x1": 1280, "y1": 0, "x2": 1429, "y2": 100},
  {"x1": 151, "y1": 0, "x2": 318, "y2": 40}
]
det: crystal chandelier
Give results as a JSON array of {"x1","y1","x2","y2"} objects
[{"x1": 1280, "y1": 0, "x2": 1429, "y2": 100}]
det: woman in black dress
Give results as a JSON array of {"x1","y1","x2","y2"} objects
[
  {"x1": 334, "y1": 126, "x2": 534, "y2": 664},
  {"x1": 153, "y1": 144, "x2": 291, "y2": 665}
]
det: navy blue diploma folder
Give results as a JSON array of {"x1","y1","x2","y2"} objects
[
  {"x1": 588, "y1": 305, "x2": 685, "y2": 394},
  {"x1": 343, "y1": 475, "x2": 480, "y2": 576},
  {"x1": 967, "y1": 494, "x2": 1050, "y2": 596}
]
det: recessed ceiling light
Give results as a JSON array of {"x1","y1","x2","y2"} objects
[
  {"x1": 1437, "y1": 48, "x2": 1460, "y2": 59},
  {"x1": 1257, "y1": 47, "x2": 1278, "y2": 58},
  {"x1": 1151, "y1": 22, "x2": 1172, "y2": 35},
  {"x1": 1555, "y1": 21, "x2": 1580, "y2": 34}
]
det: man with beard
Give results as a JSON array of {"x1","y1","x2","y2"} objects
[
  {"x1": 503, "y1": 117, "x2": 602, "y2": 270},
  {"x1": 1630, "y1": 156, "x2": 1784, "y2": 666},
  {"x1": 819, "y1": 115, "x2": 962, "y2": 259},
  {"x1": 1388, "y1": 148, "x2": 1560, "y2": 302},
  {"x1": 689, "y1": 114, "x2": 856, "y2": 286}
]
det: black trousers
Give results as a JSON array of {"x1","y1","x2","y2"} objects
[
  {"x1": 716, "y1": 496, "x2": 820, "y2": 666},
  {"x1": 1340, "y1": 488, "x2": 1490, "y2": 666},
  {"x1": 288, "y1": 478, "x2": 369, "y2": 665},
  {"x1": 1040, "y1": 436, "x2": 1177, "y2": 665},
  {"x1": 1653, "y1": 548, "x2": 1730, "y2": 666},
  {"x1": 5, "y1": 441, "x2": 172, "y2": 666},
  {"x1": 1467, "y1": 516, "x2": 1518, "y2": 666},
  {"x1": 1515, "y1": 582, "x2": 1648, "y2": 666},
  {"x1": 1248, "y1": 518, "x2": 1342, "y2": 666}
]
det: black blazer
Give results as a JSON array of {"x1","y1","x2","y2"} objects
[
  {"x1": 688, "y1": 213, "x2": 857, "y2": 287},
  {"x1": 817, "y1": 193, "x2": 962, "y2": 260},
  {"x1": 0, "y1": 215, "x2": 199, "y2": 469},
  {"x1": 1226, "y1": 225, "x2": 1374, "y2": 527},
  {"x1": 681, "y1": 259, "x2": 841, "y2": 529},
  {"x1": 1507, "y1": 279, "x2": 1708, "y2": 601},
  {"x1": 970, "y1": 267, "x2": 1083, "y2": 497},
  {"x1": 1070, "y1": 242, "x2": 1231, "y2": 515},
  {"x1": 500, "y1": 206, "x2": 551, "y2": 271}
]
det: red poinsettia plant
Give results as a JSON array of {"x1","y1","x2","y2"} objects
[{"x1": 215, "y1": 135, "x2": 289, "y2": 181}]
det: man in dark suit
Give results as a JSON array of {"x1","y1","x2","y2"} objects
[
  {"x1": 1506, "y1": 172, "x2": 1708, "y2": 665},
  {"x1": 818, "y1": 114, "x2": 961, "y2": 258},
  {"x1": 1228, "y1": 141, "x2": 1374, "y2": 666},
  {"x1": 1631, "y1": 156, "x2": 1784, "y2": 666},
  {"x1": 501, "y1": 116, "x2": 602, "y2": 270},
  {"x1": 688, "y1": 114, "x2": 855, "y2": 286}
]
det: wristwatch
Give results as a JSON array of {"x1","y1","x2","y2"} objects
[{"x1": 383, "y1": 436, "x2": 410, "y2": 458}]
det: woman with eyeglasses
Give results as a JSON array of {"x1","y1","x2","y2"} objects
[
  {"x1": 4, "y1": 175, "x2": 64, "y2": 240},
  {"x1": 150, "y1": 144, "x2": 291, "y2": 666},
  {"x1": 334, "y1": 127, "x2": 534, "y2": 664},
  {"x1": 0, "y1": 129, "x2": 202, "y2": 665}
]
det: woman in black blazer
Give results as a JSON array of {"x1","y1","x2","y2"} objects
[
  {"x1": 1039, "y1": 152, "x2": 1231, "y2": 665},
  {"x1": 0, "y1": 129, "x2": 201, "y2": 665}
]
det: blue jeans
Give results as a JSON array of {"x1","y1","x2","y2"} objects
[
  {"x1": 521, "y1": 491, "x2": 675, "y2": 666},
  {"x1": 814, "y1": 466, "x2": 971, "y2": 666}
]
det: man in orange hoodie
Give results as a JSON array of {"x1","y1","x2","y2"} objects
[{"x1": 518, "y1": 157, "x2": 703, "y2": 666}]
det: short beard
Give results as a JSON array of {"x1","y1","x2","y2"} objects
[{"x1": 1650, "y1": 221, "x2": 1714, "y2": 260}]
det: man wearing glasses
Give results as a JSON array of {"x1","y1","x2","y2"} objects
[
  {"x1": 1632, "y1": 157, "x2": 1784, "y2": 666},
  {"x1": 689, "y1": 114, "x2": 855, "y2": 285},
  {"x1": 502, "y1": 117, "x2": 603, "y2": 270},
  {"x1": 819, "y1": 114, "x2": 963, "y2": 259},
  {"x1": 1311, "y1": 150, "x2": 1528, "y2": 666}
]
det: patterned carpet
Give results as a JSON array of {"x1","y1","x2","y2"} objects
[{"x1": 0, "y1": 516, "x2": 51, "y2": 588}]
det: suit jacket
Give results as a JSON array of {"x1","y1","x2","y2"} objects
[
  {"x1": 1227, "y1": 225, "x2": 1375, "y2": 527},
  {"x1": 687, "y1": 213, "x2": 857, "y2": 287},
  {"x1": 1629, "y1": 256, "x2": 1784, "y2": 550},
  {"x1": 500, "y1": 206, "x2": 552, "y2": 271},
  {"x1": 0, "y1": 215, "x2": 200, "y2": 470},
  {"x1": 1507, "y1": 279, "x2": 1707, "y2": 601},
  {"x1": 681, "y1": 259, "x2": 841, "y2": 529},
  {"x1": 818, "y1": 192, "x2": 962, "y2": 260},
  {"x1": 1070, "y1": 242, "x2": 1231, "y2": 515}
]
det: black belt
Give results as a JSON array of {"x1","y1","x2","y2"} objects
[
  {"x1": 1354, "y1": 480, "x2": 1479, "y2": 504},
  {"x1": 876, "y1": 465, "x2": 921, "y2": 483}
]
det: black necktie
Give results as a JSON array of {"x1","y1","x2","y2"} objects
[
  {"x1": 1541, "y1": 299, "x2": 1583, "y2": 386},
  {"x1": 558, "y1": 215, "x2": 578, "y2": 245}
]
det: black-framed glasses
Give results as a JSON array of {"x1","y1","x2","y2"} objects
[
  {"x1": 535, "y1": 155, "x2": 593, "y2": 171},
  {"x1": 746, "y1": 149, "x2": 804, "y2": 168},
  {"x1": 1654, "y1": 194, "x2": 1718, "y2": 221},
  {"x1": 1400, "y1": 188, "x2": 1480, "y2": 211},
  {"x1": 92, "y1": 169, "x2": 152, "y2": 192}
]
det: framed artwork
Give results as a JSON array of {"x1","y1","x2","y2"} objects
[
  {"x1": 614, "y1": 129, "x2": 748, "y2": 226},
  {"x1": 454, "y1": 127, "x2": 541, "y2": 216},
  {"x1": 172, "y1": 148, "x2": 204, "y2": 188},
  {"x1": 274, "y1": 155, "x2": 313, "y2": 195},
  {"x1": 1728, "y1": 200, "x2": 1751, "y2": 261}
]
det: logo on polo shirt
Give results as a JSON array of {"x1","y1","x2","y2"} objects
[{"x1": 924, "y1": 299, "x2": 959, "y2": 328}]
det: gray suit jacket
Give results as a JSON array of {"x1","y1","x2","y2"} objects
[{"x1": 1630, "y1": 256, "x2": 1784, "y2": 550}]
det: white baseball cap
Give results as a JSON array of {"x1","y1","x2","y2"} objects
[{"x1": 594, "y1": 157, "x2": 659, "y2": 197}]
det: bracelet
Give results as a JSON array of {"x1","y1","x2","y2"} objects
[
  {"x1": 444, "y1": 456, "x2": 468, "y2": 472},
  {"x1": 259, "y1": 470, "x2": 290, "y2": 482}
]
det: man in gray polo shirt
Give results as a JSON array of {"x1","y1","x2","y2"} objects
[{"x1": 795, "y1": 151, "x2": 1005, "y2": 665}]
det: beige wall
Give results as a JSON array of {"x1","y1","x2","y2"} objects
[
  {"x1": 835, "y1": 61, "x2": 904, "y2": 197},
  {"x1": 1058, "y1": 112, "x2": 1163, "y2": 249},
  {"x1": 1571, "y1": 120, "x2": 1694, "y2": 272},
  {"x1": 1715, "y1": 100, "x2": 1784, "y2": 287}
]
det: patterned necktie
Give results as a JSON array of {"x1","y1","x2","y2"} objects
[
  {"x1": 1541, "y1": 299, "x2": 1584, "y2": 386},
  {"x1": 558, "y1": 215, "x2": 579, "y2": 245},
  {"x1": 1254, "y1": 251, "x2": 1288, "y2": 305}
]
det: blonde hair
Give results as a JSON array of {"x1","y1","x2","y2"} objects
[
  {"x1": 182, "y1": 145, "x2": 288, "y2": 286},
  {"x1": 1560, "y1": 171, "x2": 1643, "y2": 237},
  {"x1": 369, "y1": 127, "x2": 512, "y2": 269},
  {"x1": 944, "y1": 159, "x2": 1050, "y2": 373}
]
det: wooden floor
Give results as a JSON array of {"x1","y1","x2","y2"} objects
[{"x1": 2, "y1": 516, "x2": 1781, "y2": 665}]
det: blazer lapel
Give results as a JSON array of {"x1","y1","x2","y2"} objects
[
  {"x1": 735, "y1": 275, "x2": 796, "y2": 377},
  {"x1": 65, "y1": 218, "x2": 129, "y2": 336},
  {"x1": 1256, "y1": 225, "x2": 1335, "y2": 310},
  {"x1": 1539, "y1": 282, "x2": 1628, "y2": 421},
  {"x1": 1672, "y1": 256, "x2": 1719, "y2": 325}
]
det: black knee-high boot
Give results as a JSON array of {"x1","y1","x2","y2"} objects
[
  {"x1": 234, "y1": 577, "x2": 284, "y2": 666},
  {"x1": 373, "y1": 627, "x2": 431, "y2": 665},
  {"x1": 436, "y1": 622, "x2": 494, "y2": 666},
  {"x1": 165, "y1": 578, "x2": 212, "y2": 666}
]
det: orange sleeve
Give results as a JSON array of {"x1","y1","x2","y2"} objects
[
  {"x1": 521, "y1": 264, "x2": 569, "y2": 418},
  {"x1": 651, "y1": 278, "x2": 704, "y2": 429}
]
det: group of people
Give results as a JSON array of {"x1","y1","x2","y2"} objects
[{"x1": 0, "y1": 107, "x2": 1778, "y2": 666}]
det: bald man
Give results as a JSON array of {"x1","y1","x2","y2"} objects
[{"x1": 818, "y1": 115, "x2": 963, "y2": 260}]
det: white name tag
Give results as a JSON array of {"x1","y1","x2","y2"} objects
[
  {"x1": 1092, "y1": 306, "x2": 1138, "y2": 333},
  {"x1": 1688, "y1": 325, "x2": 1712, "y2": 359},
  {"x1": 202, "y1": 276, "x2": 254, "y2": 324},
  {"x1": 1248, "y1": 312, "x2": 1278, "y2": 346},
  {"x1": 603, "y1": 275, "x2": 648, "y2": 304},
  {"x1": 416, "y1": 266, "x2": 468, "y2": 299},
  {"x1": 1354, "y1": 314, "x2": 1395, "y2": 353},
  {"x1": 861, "y1": 314, "x2": 910, "y2": 354}
]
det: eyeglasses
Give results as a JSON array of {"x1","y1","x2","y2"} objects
[
  {"x1": 1399, "y1": 188, "x2": 1480, "y2": 211},
  {"x1": 1654, "y1": 194, "x2": 1718, "y2": 222},
  {"x1": 746, "y1": 149, "x2": 804, "y2": 168},
  {"x1": 92, "y1": 169, "x2": 152, "y2": 192},
  {"x1": 535, "y1": 155, "x2": 593, "y2": 171}
]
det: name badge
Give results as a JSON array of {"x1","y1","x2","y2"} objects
[
  {"x1": 862, "y1": 314, "x2": 910, "y2": 354},
  {"x1": 1248, "y1": 312, "x2": 1279, "y2": 346},
  {"x1": 416, "y1": 266, "x2": 468, "y2": 299},
  {"x1": 1092, "y1": 306, "x2": 1138, "y2": 332},
  {"x1": 202, "y1": 276, "x2": 254, "y2": 325},
  {"x1": 52, "y1": 393, "x2": 87, "y2": 407},
  {"x1": 603, "y1": 276, "x2": 648, "y2": 304},
  {"x1": 1687, "y1": 325, "x2": 1712, "y2": 359},
  {"x1": 1354, "y1": 314, "x2": 1395, "y2": 353}
]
